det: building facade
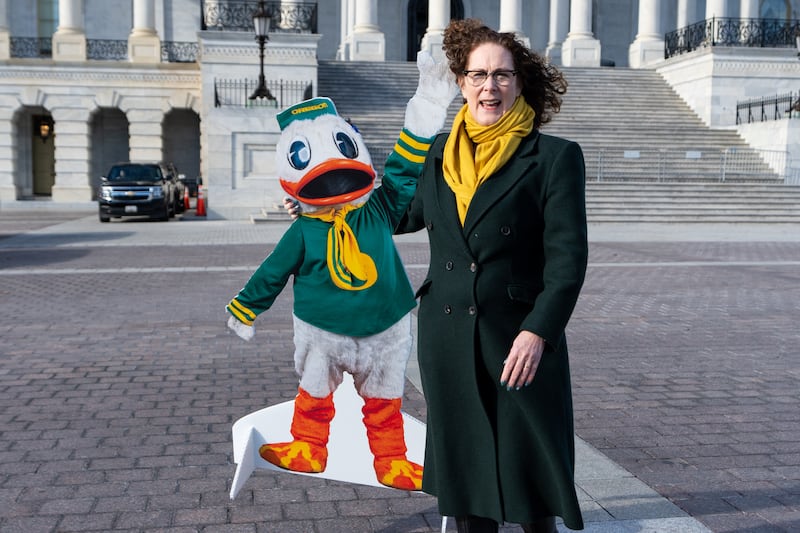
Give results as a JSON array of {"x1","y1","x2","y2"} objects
[{"x1": 0, "y1": 0, "x2": 797, "y2": 217}]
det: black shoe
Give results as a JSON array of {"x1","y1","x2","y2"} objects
[{"x1": 455, "y1": 515, "x2": 499, "y2": 533}]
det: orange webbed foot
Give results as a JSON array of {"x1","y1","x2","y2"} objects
[
  {"x1": 374, "y1": 457, "x2": 423, "y2": 490},
  {"x1": 259, "y1": 441, "x2": 328, "y2": 473}
]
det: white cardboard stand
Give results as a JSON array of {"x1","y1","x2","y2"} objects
[{"x1": 230, "y1": 373, "x2": 427, "y2": 499}]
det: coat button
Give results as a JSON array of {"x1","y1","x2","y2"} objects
[
  {"x1": 444, "y1": 305, "x2": 452, "y2": 314},
  {"x1": 427, "y1": 222, "x2": 434, "y2": 230},
  {"x1": 469, "y1": 262, "x2": 477, "y2": 273},
  {"x1": 445, "y1": 261, "x2": 454, "y2": 271},
  {"x1": 500, "y1": 226, "x2": 511, "y2": 236},
  {"x1": 468, "y1": 306, "x2": 477, "y2": 315}
]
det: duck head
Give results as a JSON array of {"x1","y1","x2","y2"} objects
[{"x1": 276, "y1": 97, "x2": 375, "y2": 213}]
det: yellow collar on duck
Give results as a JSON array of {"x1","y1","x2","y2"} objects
[{"x1": 303, "y1": 204, "x2": 377, "y2": 291}]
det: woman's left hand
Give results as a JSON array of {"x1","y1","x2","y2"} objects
[{"x1": 500, "y1": 330, "x2": 545, "y2": 390}]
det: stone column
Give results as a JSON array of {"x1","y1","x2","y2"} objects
[
  {"x1": 420, "y1": 0, "x2": 449, "y2": 61},
  {"x1": 561, "y1": 0, "x2": 601, "y2": 66},
  {"x1": 705, "y1": 0, "x2": 727, "y2": 45},
  {"x1": 740, "y1": 0, "x2": 759, "y2": 19},
  {"x1": 500, "y1": 0, "x2": 530, "y2": 48},
  {"x1": 350, "y1": 0, "x2": 384, "y2": 61},
  {"x1": 629, "y1": 0, "x2": 664, "y2": 68},
  {"x1": 337, "y1": 0, "x2": 354, "y2": 59},
  {"x1": 126, "y1": 107, "x2": 165, "y2": 163},
  {"x1": 677, "y1": 0, "x2": 698, "y2": 29},
  {"x1": 129, "y1": 0, "x2": 161, "y2": 64},
  {"x1": 51, "y1": 108, "x2": 93, "y2": 202},
  {"x1": 546, "y1": 0, "x2": 569, "y2": 65},
  {"x1": 52, "y1": 0, "x2": 86, "y2": 62},
  {"x1": 0, "y1": 0, "x2": 9, "y2": 60},
  {"x1": 706, "y1": 0, "x2": 727, "y2": 18}
]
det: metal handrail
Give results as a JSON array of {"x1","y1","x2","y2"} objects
[
  {"x1": 593, "y1": 147, "x2": 790, "y2": 183},
  {"x1": 161, "y1": 42, "x2": 200, "y2": 63},
  {"x1": 9, "y1": 37, "x2": 52, "y2": 58},
  {"x1": 213, "y1": 78, "x2": 313, "y2": 109},
  {"x1": 736, "y1": 91, "x2": 800, "y2": 124},
  {"x1": 665, "y1": 17, "x2": 800, "y2": 58},
  {"x1": 10, "y1": 36, "x2": 198, "y2": 62},
  {"x1": 87, "y1": 39, "x2": 128, "y2": 60},
  {"x1": 201, "y1": 0, "x2": 317, "y2": 33}
]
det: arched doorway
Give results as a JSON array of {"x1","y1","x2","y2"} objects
[
  {"x1": 89, "y1": 108, "x2": 130, "y2": 200},
  {"x1": 32, "y1": 114, "x2": 56, "y2": 196},
  {"x1": 406, "y1": 0, "x2": 465, "y2": 61},
  {"x1": 13, "y1": 107, "x2": 55, "y2": 199},
  {"x1": 163, "y1": 109, "x2": 201, "y2": 182}
]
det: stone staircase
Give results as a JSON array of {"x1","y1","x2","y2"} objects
[{"x1": 318, "y1": 60, "x2": 800, "y2": 223}]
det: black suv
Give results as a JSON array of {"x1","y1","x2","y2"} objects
[{"x1": 98, "y1": 162, "x2": 185, "y2": 222}]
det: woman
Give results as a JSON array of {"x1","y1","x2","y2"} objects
[{"x1": 397, "y1": 19, "x2": 587, "y2": 533}]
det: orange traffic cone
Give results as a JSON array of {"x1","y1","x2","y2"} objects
[
  {"x1": 183, "y1": 187, "x2": 190, "y2": 211},
  {"x1": 196, "y1": 188, "x2": 207, "y2": 217}
]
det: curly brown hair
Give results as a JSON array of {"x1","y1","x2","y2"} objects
[{"x1": 442, "y1": 18, "x2": 567, "y2": 128}]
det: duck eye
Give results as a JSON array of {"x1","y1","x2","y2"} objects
[
  {"x1": 333, "y1": 130, "x2": 358, "y2": 159},
  {"x1": 288, "y1": 137, "x2": 311, "y2": 170}
]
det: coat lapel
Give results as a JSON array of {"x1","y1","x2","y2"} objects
[
  {"x1": 462, "y1": 132, "x2": 540, "y2": 235},
  {"x1": 429, "y1": 149, "x2": 473, "y2": 249}
]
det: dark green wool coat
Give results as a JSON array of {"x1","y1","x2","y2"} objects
[{"x1": 397, "y1": 131, "x2": 587, "y2": 530}]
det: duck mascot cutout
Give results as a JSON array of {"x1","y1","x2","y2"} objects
[{"x1": 226, "y1": 51, "x2": 457, "y2": 496}]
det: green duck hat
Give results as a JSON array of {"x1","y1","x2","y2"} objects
[{"x1": 277, "y1": 97, "x2": 338, "y2": 130}]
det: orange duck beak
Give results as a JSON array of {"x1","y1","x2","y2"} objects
[{"x1": 280, "y1": 159, "x2": 376, "y2": 207}]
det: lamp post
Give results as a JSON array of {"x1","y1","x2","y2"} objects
[{"x1": 249, "y1": 0, "x2": 275, "y2": 101}]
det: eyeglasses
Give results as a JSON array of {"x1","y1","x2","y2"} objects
[{"x1": 462, "y1": 69, "x2": 517, "y2": 87}]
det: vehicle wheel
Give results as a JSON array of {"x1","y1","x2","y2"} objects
[
  {"x1": 154, "y1": 203, "x2": 169, "y2": 221},
  {"x1": 99, "y1": 213, "x2": 110, "y2": 223}
]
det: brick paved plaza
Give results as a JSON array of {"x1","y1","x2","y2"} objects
[{"x1": 0, "y1": 210, "x2": 798, "y2": 532}]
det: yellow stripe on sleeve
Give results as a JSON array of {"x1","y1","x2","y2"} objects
[
  {"x1": 398, "y1": 130, "x2": 431, "y2": 152},
  {"x1": 228, "y1": 299, "x2": 256, "y2": 325},
  {"x1": 394, "y1": 143, "x2": 427, "y2": 164}
]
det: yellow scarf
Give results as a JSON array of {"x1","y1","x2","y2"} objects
[
  {"x1": 303, "y1": 204, "x2": 377, "y2": 291},
  {"x1": 442, "y1": 96, "x2": 535, "y2": 225}
]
